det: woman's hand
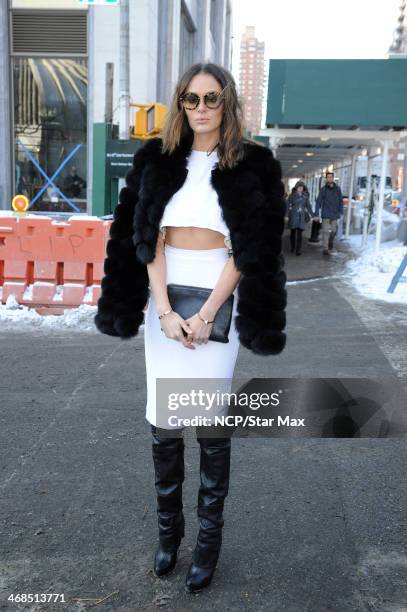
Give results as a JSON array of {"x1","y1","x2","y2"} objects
[
  {"x1": 160, "y1": 311, "x2": 196, "y2": 349},
  {"x1": 184, "y1": 313, "x2": 214, "y2": 346}
]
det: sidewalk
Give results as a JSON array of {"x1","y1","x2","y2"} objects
[
  {"x1": 1, "y1": 232, "x2": 407, "y2": 611},
  {"x1": 282, "y1": 226, "x2": 354, "y2": 281}
]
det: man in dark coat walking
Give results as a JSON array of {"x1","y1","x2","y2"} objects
[{"x1": 315, "y1": 171, "x2": 344, "y2": 255}]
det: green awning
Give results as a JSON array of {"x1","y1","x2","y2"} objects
[{"x1": 266, "y1": 59, "x2": 407, "y2": 129}]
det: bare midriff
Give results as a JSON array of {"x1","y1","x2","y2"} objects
[{"x1": 163, "y1": 226, "x2": 227, "y2": 249}]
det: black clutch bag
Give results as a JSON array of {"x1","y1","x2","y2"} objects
[{"x1": 166, "y1": 283, "x2": 234, "y2": 343}]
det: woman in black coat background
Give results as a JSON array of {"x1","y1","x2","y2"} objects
[
  {"x1": 95, "y1": 62, "x2": 287, "y2": 593},
  {"x1": 286, "y1": 180, "x2": 315, "y2": 255}
]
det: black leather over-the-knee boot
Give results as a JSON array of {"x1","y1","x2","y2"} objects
[
  {"x1": 185, "y1": 435, "x2": 231, "y2": 592},
  {"x1": 151, "y1": 425, "x2": 185, "y2": 577}
]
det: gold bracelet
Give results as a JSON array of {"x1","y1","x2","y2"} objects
[
  {"x1": 197, "y1": 311, "x2": 214, "y2": 325},
  {"x1": 158, "y1": 308, "x2": 173, "y2": 320}
]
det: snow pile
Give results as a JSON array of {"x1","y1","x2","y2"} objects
[
  {"x1": 345, "y1": 239, "x2": 407, "y2": 304},
  {"x1": 358, "y1": 208, "x2": 401, "y2": 242},
  {"x1": 0, "y1": 294, "x2": 99, "y2": 334}
]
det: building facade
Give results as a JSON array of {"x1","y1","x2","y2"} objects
[
  {"x1": 0, "y1": 0, "x2": 233, "y2": 213},
  {"x1": 238, "y1": 25, "x2": 265, "y2": 136},
  {"x1": 389, "y1": 1, "x2": 407, "y2": 56},
  {"x1": 389, "y1": 1, "x2": 407, "y2": 195}
]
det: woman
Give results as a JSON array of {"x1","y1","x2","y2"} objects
[
  {"x1": 94, "y1": 63, "x2": 287, "y2": 593},
  {"x1": 286, "y1": 180, "x2": 314, "y2": 255}
]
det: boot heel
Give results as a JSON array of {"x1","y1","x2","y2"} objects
[
  {"x1": 185, "y1": 562, "x2": 218, "y2": 592},
  {"x1": 154, "y1": 536, "x2": 182, "y2": 577}
]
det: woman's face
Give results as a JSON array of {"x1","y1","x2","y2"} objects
[
  {"x1": 297, "y1": 185, "x2": 303, "y2": 193},
  {"x1": 182, "y1": 73, "x2": 225, "y2": 138}
]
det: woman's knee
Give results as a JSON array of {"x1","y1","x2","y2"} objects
[
  {"x1": 196, "y1": 432, "x2": 232, "y2": 447},
  {"x1": 151, "y1": 423, "x2": 184, "y2": 439}
]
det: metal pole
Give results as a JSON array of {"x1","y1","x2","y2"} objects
[
  {"x1": 336, "y1": 165, "x2": 344, "y2": 240},
  {"x1": 375, "y1": 140, "x2": 390, "y2": 253},
  {"x1": 119, "y1": 0, "x2": 130, "y2": 140},
  {"x1": 338, "y1": 166, "x2": 344, "y2": 190},
  {"x1": 401, "y1": 138, "x2": 407, "y2": 245},
  {"x1": 0, "y1": 0, "x2": 12, "y2": 210},
  {"x1": 87, "y1": 5, "x2": 94, "y2": 215},
  {"x1": 362, "y1": 149, "x2": 373, "y2": 248},
  {"x1": 105, "y1": 62, "x2": 114, "y2": 123},
  {"x1": 345, "y1": 155, "x2": 357, "y2": 238}
]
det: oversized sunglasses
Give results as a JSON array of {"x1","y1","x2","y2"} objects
[{"x1": 179, "y1": 83, "x2": 230, "y2": 110}]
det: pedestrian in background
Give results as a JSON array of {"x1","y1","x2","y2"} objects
[
  {"x1": 315, "y1": 171, "x2": 344, "y2": 256},
  {"x1": 286, "y1": 180, "x2": 314, "y2": 255}
]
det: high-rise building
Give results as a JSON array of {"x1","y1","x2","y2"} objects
[
  {"x1": 238, "y1": 25, "x2": 265, "y2": 136},
  {"x1": 388, "y1": 1, "x2": 407, "y2": 193},
  {"x1": 389, "y1": 1, "x2": 407, "y2": 55}
]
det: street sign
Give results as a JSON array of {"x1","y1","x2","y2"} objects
[{"x1": 105, "y1": 139, "x2": 142, "y2": 179}]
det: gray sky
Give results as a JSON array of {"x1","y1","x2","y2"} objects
[{"x1": 231, "y1": 0, "x2": 400, "y2": 74}]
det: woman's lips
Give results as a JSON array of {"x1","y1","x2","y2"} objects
[{"x1": 196, "y1": 119, "x2": 209, "y2": 123}]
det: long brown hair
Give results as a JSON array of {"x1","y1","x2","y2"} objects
[{"x1": 160, "y1": 62, "x2": 249, "y2": 170}]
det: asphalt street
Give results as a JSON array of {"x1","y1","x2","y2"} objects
[{"x1": 1, "y1": 232, "x2": 407, "y2": 612}]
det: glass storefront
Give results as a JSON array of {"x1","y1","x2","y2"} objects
[{"x1": 13, "y1": 56, "x2": 88, "y2": 213}]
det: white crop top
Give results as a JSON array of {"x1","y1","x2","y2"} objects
[{"x1": 159, "y1": 148, "x2": 231, "y2": 251}]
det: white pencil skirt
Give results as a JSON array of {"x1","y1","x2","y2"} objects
[{"x1": 143, "y1": 244, "x2": 240, "y2": 429}]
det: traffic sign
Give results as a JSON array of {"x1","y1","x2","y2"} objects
[{"x1": 387, "y1": 253, "x2": 407, "y2": 294}]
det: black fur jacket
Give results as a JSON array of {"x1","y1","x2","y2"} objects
[{"x1": 94, "y1": 131, "x2": 287, "y2": 355}]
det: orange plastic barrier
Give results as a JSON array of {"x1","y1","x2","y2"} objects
[{"x1": 0, "y1": 214, "x2": 113, "y2": 311}]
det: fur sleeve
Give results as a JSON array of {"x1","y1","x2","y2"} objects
[
  {"x1": 234, "y1": 147, "x2": 287, "y2": 355},
  {"x1": 94, "y1": 145, "x2": 150, "y2": 338}
]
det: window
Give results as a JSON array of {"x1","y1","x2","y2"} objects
[
  {"x1": 13, "y1": 57, "x2": 88, "y2": 213},
  {"x1": 179, "y1": 4, "x2": 195, "y2": 74},
  {"x1": 11, "y1": 7, "x2": 88, "y2": 212}
]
